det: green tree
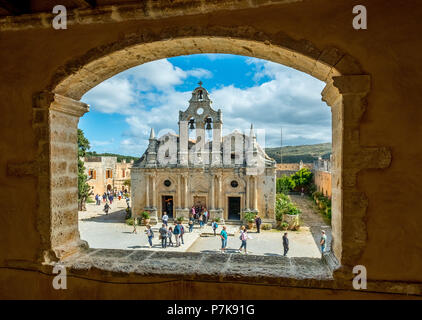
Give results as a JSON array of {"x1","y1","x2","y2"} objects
[
  {"x1": 290, "y1": 168, "x2": 313, "y2": 191},
  {"x1": 276, "y1": 176, "x2": 296, "y2": 194},
  {"x1": 78, "y1": 129, "x2": 92, "y2": 211}
]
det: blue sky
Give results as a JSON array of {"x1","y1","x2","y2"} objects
[{"x1": 79, "y1": 54, "x2": 331, "y2": 157}]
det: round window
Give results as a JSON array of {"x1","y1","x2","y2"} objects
[
  {"x1": 196, "y1": 107, "x2": 204, "y2": 115},
  {"x1": 164, "y1": 179, "x2": 172, "y2": 187},
  {"x1": 231, "y1": 180, "x2": 238, "y2": 188}
]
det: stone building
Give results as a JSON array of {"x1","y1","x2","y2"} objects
[
  {"x1": 84, "y1": 156, "x2": 133, "y2": 195},
  {"x1": 276, "y1": 161, "x2": 313, "y2": 178},
  {"x1": 314, "y1": 157, "x2": 332, "y2": 198},
  {"x1": 131, "y1": 84, "x2": 277, "y2": 224}
]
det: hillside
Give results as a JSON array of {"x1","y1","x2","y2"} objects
[
  {"x1": 85, "y1": 151, "x2": 139, "y2": 163},
  {"x1": 265, "y1": 143, "x2": 332, "y2": 163},
  {"x1": 87, "y1": 143, "x2": 332, "y2": 164}
]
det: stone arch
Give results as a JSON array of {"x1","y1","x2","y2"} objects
[{"x1": 34, "y1": 28, "x2": 392, "y2": 271}]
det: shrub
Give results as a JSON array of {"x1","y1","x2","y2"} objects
[
  {"x1": 290, "y1": 168, "x2": 313, "y2": 191},
  {"x1": 177, "y1": 216, "x2": 184, "y2": 222},
  {"x1": 276, "y1": 176, "x2": 295, "y2": 194},
  {"x1": 126, "y1": 217, "x2": 139, "y2": 226},
  {"x1": 214, "y1": 217, "x2": 221, "y2": 223},
  {"x1": 261, "y1": 223, "x2": 272, "y2": 230},
  {"x1": 125, "y1": 207, "x2": 132, "y2": 220},
  {"x1": 141, "y1": 211, "x2": 150, "y2": 219},
  {"x1": 243, "y1": 211, "x2": 256, "y2": 223}
]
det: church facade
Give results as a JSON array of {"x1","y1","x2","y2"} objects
[{"x1": 131, "y1": 84, "x2": 276, "y2": 224}]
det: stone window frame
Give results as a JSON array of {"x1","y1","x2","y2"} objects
[{"x1": 27, "y1": 32, "x2": 391, "y2": 290}]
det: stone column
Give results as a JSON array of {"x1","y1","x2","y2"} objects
[
  {"x1": 245, "y1": 175, "x2": 250, "y2": 210},
  {"x1": 30, "y1": 92, "x2": 89, "y2": 260},
  {"x1": 184, "y1": 173, "x2": 189, "y2": 209},
  {"x1": 150, "y1": 172, "x2": 158, "y2": 223},
  {"x1": 177, "y1": 174, "x2": 181, "y2": 208},
  {"x1": 178, "y1": 120, "x2": 189, "y2": 166},
  {"x1": 253, "y1": 176, "x2": 258, "y2": 211},
  {"x1": 210, "y1": 174, "x2": 215, "y2": 210},
  {"x1": 145, "y1": 173, "x2": 150, "y2": 208},
  {"x1": 212, "y1": 122, "x2": 222, "y2": 166}
]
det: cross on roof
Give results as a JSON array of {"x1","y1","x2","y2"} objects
[{"x1": 198, "y1": 81, "x2": 203, "y2": 87}]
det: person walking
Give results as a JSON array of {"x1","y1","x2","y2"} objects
[
  {"x1": 220, "y1": 226, "x2": 228, "y2": 253},
  {"x1": 162, "y1": 212, "x2": 169, "y2": 226},
  {"x1": 125, "y1": 196, "x2": 130, "y2": 208},
  {"x1": 103, "y1": 202, "x2": 110, "y2": 215},
  {"x1": 211, "y1": 220, "x2": 219, "y2": 236},
  {"x1": 320, "y1": 230, "x2": 327, "y2": 253},
  {"x1": 132, "y1": 217, "x2": 137, "y2": 234},
  {"x1": 282, "y1": 232, "x2": 289, "y2": 256},
  {"x1": 255, "y1": 215, "x2": 262, "y2": 233},
  {"x1": 145, "y1": 225, "x2": 154, "y2": 248},
  {"x1": 203, "y1": 208, "x2": 208, "y2": 225},
  {"x1": 173, "y1": 222, "x2": 181, "y2": 247},
  {"x1": 167, "y1": 227, "x2": 174, "y2": 247},
  {"x1": 102, "y1": 193, "x2": 107, "y2": 203},
  {"x1": 179, "y1": 223, "x2": 185, "y2": 245},
  {"x1": 188, "y1": 215, "x2": 194, "y2": 232},
  {"x1": 159, "y1": 224, "x2": 168, "y2": 248},
  {"x1": 198, "y1": 214, "x2": 204, "y2": 228},
  {"x1": 238, "y1": 226, "x2": 248, "y2": 254}
]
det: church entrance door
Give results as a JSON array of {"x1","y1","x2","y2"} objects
[
  {"x1": 162, "y1": 196, "x2": 174, "y2": 218},
  {"x1": 228, "y1": 197, "x2": 241, "y2": 220}
]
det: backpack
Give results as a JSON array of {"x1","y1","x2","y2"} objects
[
  {"x1": 173, "y1": 225, "x2": 180, "y2": 235},
  {"x1": 213, "y1": 222, "x2": 218, "y2": 229}
]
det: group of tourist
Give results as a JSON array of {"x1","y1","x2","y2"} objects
[
  {"x1": 190, "y1": 205, "x2": 209, "y2": 228},
  {"x1": 138, "y1": 210, "x2": 328, "y2": 255},
  {"x1": 95, "y1": 189, "x2": 130, "y2": 215}
]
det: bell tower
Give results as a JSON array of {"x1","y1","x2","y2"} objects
[{"x1": 178, "y1": 82, "x2": 222, "y2": 167}]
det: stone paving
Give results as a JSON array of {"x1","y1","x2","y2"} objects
[{"x1": 79, "y1": 195, "x2": 331, "y2": 257}]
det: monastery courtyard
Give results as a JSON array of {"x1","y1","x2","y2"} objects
[{"x1": 79, "y1": 195, "x2": 331, "y2": 258}]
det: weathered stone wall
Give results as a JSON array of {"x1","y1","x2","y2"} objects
[
  {"x1": 314, "y1": 171, "x2": 332, "y2": 198},
  {"x1": 0, "y1": 0, "x2": 421, "y2": 299}
]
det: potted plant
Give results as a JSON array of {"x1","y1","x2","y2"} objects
[
  {"x1": 141, "y1": 211, "x2": 150, "y2": 225},
  {"x1": 243, "y1": 211, "x2": 256, "y2": 229},
  {"x1": 214, "y1": 217, "x2": 221, "y2": 223},
  {"x1": 281, "y1": 221, "x2": 289, "y2": 231},
  {"x1": 177, "y1": 216, "x2": 184, "y2": 223}
]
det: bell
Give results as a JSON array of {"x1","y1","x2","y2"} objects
[
  {"x1": 189, "y1": 119, "x2": 195, "y2": 130},
  {"x1": 205, "y1": 117, "x2": 212, "y2": 130}
]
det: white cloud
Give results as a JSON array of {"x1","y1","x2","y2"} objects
[
  {"x1": 80, "y1": 56, "x2": 330, "y2": 156},
  {"x1": 82, "y1": 78, "x2": 135, "y2": 114}
]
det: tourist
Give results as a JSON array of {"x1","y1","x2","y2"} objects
[
  {"x1": 162, "y1": 212, "x2": 169, "y2": 226},
  {"x1": 173, "y1": 222, "x2": 181, "y2": 247},
  {"x1": 198, "y1": 214, "x2": 204, "y2": 228},
  {"x1": 167, "y1": 227, "x2": 174, "y2": 247},
  {"x1": 203, "y1": 208, "x2": 208, "y2": 224},
  {"x1": 102, "y1": 193, "x2": 107, "y2": 203},
  {"x1": 211, "y1": 219, "x2": 219, "y2": 236},
  {"x1": 179, "y1": 223, "x2": 185, "y2": 245},
  {"x1": 238, "y1": 226, "x2": 248, "y2": 254},
  {"x1": 188, "y1": 215, "x2": 194, "y2": 232},
  {"x1": 103, "y1": 202, "x2": 110, "y2": 215},
  {"x1": 145, "y1": 225, "x2": 154, "y2": 248},
  {"x1": 109, "y1": 194, "x2": 113, "y2": 204},
  {"x1": 255, "y1": 215, "x2": 262, "y2": 233},
  {"x1": 320, "y1": 230, "x2": 327, "y2": 253},
  {"x1": 283, "y1": 232, "x2": 289, "y2": 256},
  {"x1": 132, "y1": 217, "x2": 137, "y2": 234},
  {"x1": 126, "y1": 196, "x2": 130, "y2": 208},
  {"x1": 301, "y1": 187, "x2": 305, "y2": 197},
  {"x1": 159, "y1": 224, "x2": 168, "y2": 248},
  {"x1": 220, "y1": 226, "x2": 228, "y2": 253}
]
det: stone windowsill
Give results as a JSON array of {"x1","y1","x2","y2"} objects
[{"x1": 61, "y1": 249, "x2": 334, "y2": 285}]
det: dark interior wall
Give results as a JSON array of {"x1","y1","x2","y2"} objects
[{"x1": 0, "y1": 0, "x2": 421, "y2": 298}]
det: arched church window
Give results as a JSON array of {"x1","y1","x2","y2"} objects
[
  {"x1": 198, "y1": 90, "x2": 203, "y2": 100},
  {"x1": 164, "y1": 179, "x2": 172, "y2": 187}
]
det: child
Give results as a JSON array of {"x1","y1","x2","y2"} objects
[
  {"x1": 167, "y1": 227, "x2": 174, "y2": 247},
  {"x1": 212, "y1": 220, "x2": 219, "y2": 236}
]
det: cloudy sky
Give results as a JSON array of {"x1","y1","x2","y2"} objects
[{"x1": 79, "y1": 54, "x2": 331, "y2": 157}]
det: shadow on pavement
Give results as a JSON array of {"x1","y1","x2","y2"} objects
[{"x1": 80, "y1": 209, "x2": 126, "y2": 223}]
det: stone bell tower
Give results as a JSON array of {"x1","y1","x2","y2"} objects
[{"x1": 178, "y1": 82, "x2": 223, "y2": 167}]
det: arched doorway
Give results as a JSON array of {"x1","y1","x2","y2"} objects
[{"x1": 37, "y1": 31, "x2": 390, "y2": 269}]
